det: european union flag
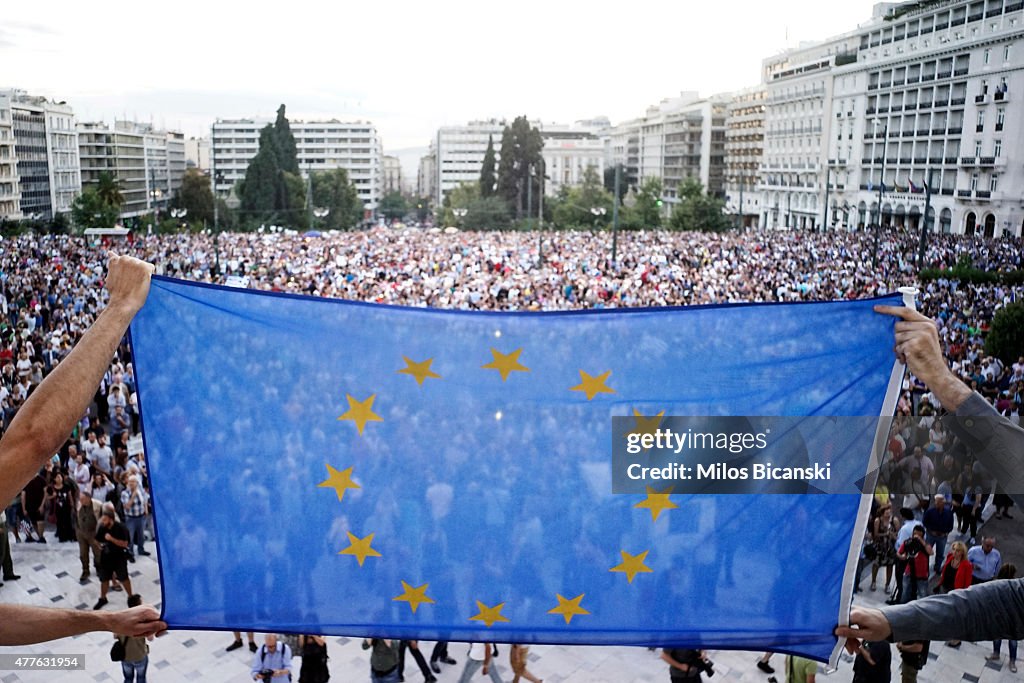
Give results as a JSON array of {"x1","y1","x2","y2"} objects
[{"x1": 131, "y1": 277, "x2": 901, "y2": 665}]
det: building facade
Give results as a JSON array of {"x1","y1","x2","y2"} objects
[
  {"x1": 211, "y1": 118, "x2": 383, "y2": 213},
  {"x1": 541, "y1": 120, "x2": 608, "y2": 197},
  {"x1": 382, "y1": 154, "x2": 402, "y2": 195},
  {"x1": 0, "y1": 92, "x2": 21, "y2": 220},
  {"x1": 432, "y1": 120, "x2": 505, "y2": 206},
  {"x1": 724, "y1": 86, "x2": 766, "y2": 227},
  {"x1": 0, "y1": 90, "x2": 81, "y2": 220},
  {"x1": 827, "y1": 0, "x2": 1024, "y2": 237},
  {"x1": 417, "y1": 147, "x2": 436, "y2": 202},
  {"x1": 604, "y1": 93, "x2": 729, "y2": 209},
  {"x1": 185, "y1": 136, "x2": 210, "y2": 171},
  {"x1": 757, "y1": 34, "x2": 860, "y2": 230},
  {"x1": 77, "y1": 120, "x2": 185, "y2": 219}
]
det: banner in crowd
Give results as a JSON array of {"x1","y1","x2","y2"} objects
[{"x1": 130, "y1": 276, "x2": 901, "y2": 664}]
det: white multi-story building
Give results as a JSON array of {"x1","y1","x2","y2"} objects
[
  {"x1": 541, "y1": 119, "x2": 608, "y2": 197},
  {"x1": 432, "y1": 120, "x2": 505, "y2": 205},
  {"x1": 382, "y1": 154, "x2": 402, "y2": 195},
  {"x1": 185, "y1": 136, "x2": 210, "y2": 171},
  {"x1": 757, "y1": 34, "x2": 860, "y2": 230},
  {"x1": 605, "y1": 92, "x2": 729, "y2": 208},
  {"x1": 0, "y1": 92, "x2": 21, "y2": 220},
  {"x1": 418, "y1": 147, "x2": 436, "y2": 202},
  {"x1": 77, "y1": 120, "x2": 185, "y2": 220},
  {"x1": 432, "y1": 118, "x2": 611, "y2": 205},
  {"x1": 0, "y1": 89, "x2": 81, "y2": 220},
  {"x1": 725, "y1": 86, "x2": 766, "y2": 227},
  {"x1": 211, "y1": 118, "x2": 383, "y2": 212},
  {"x1": 827, "y1": 0, "x2": 1024, "y2": 237}
]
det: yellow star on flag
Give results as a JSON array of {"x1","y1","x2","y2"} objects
[
  {"x1": 317, "y1": 464, "x2": 360, "y2": 502},
  {"x1": 337, "y1": 393, "x2": 383, "y2": 435},
  {"x1": 547, "y1": 593, "x2": 590, "y2": 624},
  {"x1": 629, "y1": 408, "x2": 665, "y2": 443},
  {"x1": 338, "y1": 532, "x2": 382, "y2": 567},
  {"x1": 481, "y1": 348, "x2": 530, "y2": 381},
  {"x1": 469, "y1": 600, "x2": 510, "y2": 627},
  {"x1": 393, "y1": 581, "x2": 436, "y2": 614},
  {"x1": 634, "y1": 485, "x2": 679, "y2": 522},
  {"x1": 397, "y1": 357, "x2": 442, "y2": 386},
  {"x1": 610, "y1": 549, "x2": 653, "y2": 584},
  {"x1": 569, "y1": 369, "x2": 615, "y2": 400}
]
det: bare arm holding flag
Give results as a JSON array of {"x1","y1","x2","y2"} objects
[{"x1": 0, "y1": 254, "x2": 166, "y2": 646}]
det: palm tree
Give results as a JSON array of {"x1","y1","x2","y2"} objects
[{"x1": 96, "y1": 172, "x2": 123, "y2": 209}]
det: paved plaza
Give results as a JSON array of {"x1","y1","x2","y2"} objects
[{"x1": 1, "y1": 511, "x2": 1020, "y2": 683}]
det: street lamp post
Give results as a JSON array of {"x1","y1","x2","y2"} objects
[
  {"x1": 589, "y1": 206, "x2": 607, "y2": 232},
  {"x1": 872, "y1": 118, "x2": 889, "y2": 269},
  {"x1": 170, "y1": 207, "x2": 188, "y2": 231},
  {"x1": 453, "y1": 207, "x2": 467, "y2": 229}
]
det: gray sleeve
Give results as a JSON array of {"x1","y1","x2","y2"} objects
[
  {"x1": 943, "y1": 393, "x2": 1024, "y2": 508},
  {"x1": 881, "y1": 579, "x2": 1024, "y2": 642}
]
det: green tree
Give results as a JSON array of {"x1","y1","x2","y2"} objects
[
  {"x1": 668, "y1": 178, "x2": 730, "y2": 232},
  {"x1": 414, "y1": 197, "x2": 431, "y2": 222},
  {"x1": 71, "y1": 187, "x2": 120, "y2": 232},
  {"x1": 496, "y1": 116, "x2": 544, "y2": 218},
  {"x1": 550, "y1": 166, "x2": 613, "y2": 229},
  {"x1": 239, "y1": 126, "x2": 281, "y2": 223},
  {"x1": 463, "y1": 196, "x2": 512, "y2": 230},
  {"x1": 95, "y1": 172, "x2": 124, "y2": 209},
  {"x1": 273, "y1": 104, "x2": 299, "y2": 175},
  {"x1": 479, "y1": 135, "x2": 497, "y2": 198},
  {"x1": 985, "y1": 302, "x2": 1024, "y2": 364},
  {"x1": 439, "y1": 182, "x2": 480, "y2": 226},
  {"x1": 311, "y1": 168, "x2": 363, "y2": 230},
  {"x1": 379, "y1": 191, "x2": 409, "y2": 221},
  {"x1": 176, "y1": 168, "x2": 214, "y2": 225},
  {"x1": 622, "y1": 176, "x2": 663, "y2": 229}
]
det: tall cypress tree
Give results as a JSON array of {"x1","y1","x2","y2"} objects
[
  {"x1": 495, "y1": 116, "x2": 543, "y2": 218},
  {"x1": 240, "y1": 126, "x2": 282, "y2": 221},
  {"x1": 479, "y1": 135, "x2": 496, "y2": 198},
  {"x1": 273, "y1": 104, "x2": 300, "y2": 175}
]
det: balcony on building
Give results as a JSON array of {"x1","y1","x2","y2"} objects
[
  {"x1": 957, "y1": 189, "x2": 972, "y2": 197},
  {"x1": 979, "y1": 156, "x2": 996, "y2": 166},
  {"x1": 975, "y1": 190, "x2": 991, "y2": 199},
  {"x1": 960, "y1": 156, "x2": 976, "y2": 165}
]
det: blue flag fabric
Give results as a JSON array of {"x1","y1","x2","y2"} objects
[{"x1": 131, "y1": 277, "x2": 901, "y2": 663}]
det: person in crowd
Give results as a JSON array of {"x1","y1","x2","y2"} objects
[
  {"x1": 398, "y1": 640, "x2": 436, "y2": 682},
  {"x1": 988, "y1": 563, "x2": 1020, "y2": 673},
  {"x1": 509, "y1": 643, "x2": 542, "y2": 683},
  {"x1": 0, "y1": 510, "x2": 20, "y2": 585},
  {"x1": 77, "y1": 491, "x2": 103, "y2": 582},
  {"x1": 226, "y1": 631, "x2": 258, "y2": 653},
  {"x1": 870, "y1": 505, "x2": 897, "y2": 592},
  {"x1": 362, "y1": 638, "x2": 401, "y2": 683},
  {"x1": 94, "y1": 509, "x2": 133, "y2": 610},
  {"x1": 43, "y1": 471, "x2": 76, "y2": 542},
  {"x1": 661, "y1": 648, "x2": 709, "y2": 682},
  {"x1": 250, "y1": 634, "x2": 291, "y2": 683},
  {"x1": 120, "y1": 474, "x2": 150, "y2": 559},
  {"x1": 921, "y1": 494, "x2": 953, "y2": 576},
  {"x1": 852, "y1": 640, "x2": 890, "y2": 683},
  {"x1": 297, "y1": 634, "x2": 329, "y2": 683},
  {"x1": 115, "y1": 593, "x2": 150, "y2": 683},
  {"x1": 967, "y1": 536, "x2": 1002, "y2": 584}
]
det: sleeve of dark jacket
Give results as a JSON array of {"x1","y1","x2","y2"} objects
[
  {"x1": 943, "y1": 393, "x2": 1024, "y2": 508},
  {"x1": 881, "y1": 578, "x2": 1024, "y2": 642}
]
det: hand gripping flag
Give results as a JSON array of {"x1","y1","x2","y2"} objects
[{"x1": 130, "y1": 277, "x2": 902, "y2": 665}]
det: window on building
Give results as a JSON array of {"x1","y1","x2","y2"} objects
[
  {"x1": 990, "y1": 174, "x2": 998, "y2": 192},
  {"x1": 970, "y1": 172, "x2": 979, "y2": 190},
  {"x1": 1005, "y1": 44, "x2": 1013, "y2": 61},
  {"x1": 997, "y1": 107, "x2": 1006, "y2": 126},
  {"x1": 994, "y1": 139, "x2": 1002, "y2": 157},
  {"x1": 977, "y1": 111, "x2": 985, "y2": 128},
  {"x1": 975, "y1": 140, "x2": 983, "y2": 156},
  {"x1": 984, "y1": 48, "x2": 991, "y2": 64}
]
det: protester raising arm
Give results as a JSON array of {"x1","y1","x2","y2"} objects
[{"x1": 0, "y1": 254, "x2": 153, "y2": 508}]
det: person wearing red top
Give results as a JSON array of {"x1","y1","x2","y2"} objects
[
  {"x1": 938, "y1": 541, "x2": 973, "y2": 648},
  {"x1": 897, "y1": 525, "x2": 933, "y2": 603}
]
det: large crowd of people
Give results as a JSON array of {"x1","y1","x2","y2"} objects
[{"x1": 0, "y1": 224, "x2": 1021, "y2": 680}]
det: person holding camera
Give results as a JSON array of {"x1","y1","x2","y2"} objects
[
  {"x1": 661, "y1": 648, "x2": 712, "y2": 681},
  {"x1": 250, "y1": 634, "x2": 292, "y2": 682},
  {"x1": 94, "y1": 508, "x2": 134, "y2": 610},
  {"x1": 897, "y1": 525, "x2": 933, "y2": 603}
]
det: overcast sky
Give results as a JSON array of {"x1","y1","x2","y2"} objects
[{"x1": 5, "y1": 0, "x2": 881, "y2": 168}]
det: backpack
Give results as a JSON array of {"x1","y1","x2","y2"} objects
[{"x1": 260, "y1": 644, "x2": 292, "y2": 680}]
